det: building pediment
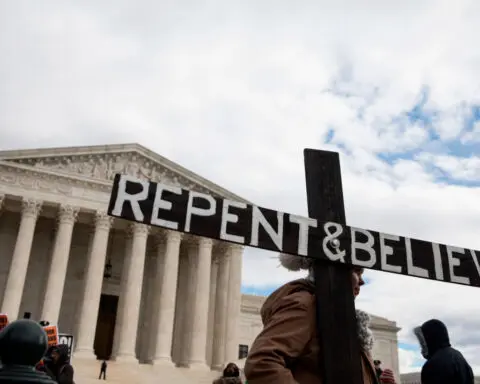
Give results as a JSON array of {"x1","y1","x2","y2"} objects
[{"x1": 0, "y1": 143, "x2": 249, "y2": 202}]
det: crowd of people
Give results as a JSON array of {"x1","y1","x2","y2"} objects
[
  {"x1": 1, "y1": 249, "x2": 474, "y2": 384},
  {"x1": 0, "y1": 318, "x2": 76, "y2": 383},
  {"x1": 238, "y1": 251, "x2": 475, "y2": 384}
]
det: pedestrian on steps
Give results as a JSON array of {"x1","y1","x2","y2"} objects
[{"x1": 99, "y1": 360, "x2": 107, "y2": 380}]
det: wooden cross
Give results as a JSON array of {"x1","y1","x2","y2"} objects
[
  {"x1": 304, "y1": 149, "x2": 363, "y2": 383},
  {"x1": 107, "y1": 148, "x2": 480, "y2": 383}
]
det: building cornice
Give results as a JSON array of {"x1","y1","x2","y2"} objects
[{"x1": 0, "y1": 143, "x2": 250, "y2": 203}]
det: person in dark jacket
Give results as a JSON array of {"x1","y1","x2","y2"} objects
[
  {"x1": 212, "y1": 363, "x2": 242, "y2": 384},
  {"x1": 36, "y1": 345, "x2": 56, "y2": 373},
  {"x1": 414, "y1": 319, "x2": 474, "y2": 384},
  {"x1": 44, "y1": 344, "x2": 75, "y2": 384}
]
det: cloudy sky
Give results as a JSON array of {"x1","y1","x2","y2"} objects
[{"x1": 2, "y1": 0, "x2": 480, "y2": 375}]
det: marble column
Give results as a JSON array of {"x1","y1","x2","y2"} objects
[
  {"x1": 41, "y1": 204, "x2": 79, "y2": 324},
  {"x1": 224, "y1": 245, "x2": 244, "y2": 362},
  {"x1": 206, "y1": 253, "x2": 219, "y2": 366},
  {"x1": 187, "y1": 237, "x2": 213, "y2": 369},
  {"x1": 171, "y1": 250, "x2": 190, "y2": 365},
  {"x1": 1, "y1": 198, "x2": 42, "y2": 320},
  {"x1": 112, "y1": 230, "x2": 133, "y2": 357},
  {"x1": 74, "y1": 211, "x2": 113, "y2": 358},
  {"x1": 178, "y1": 244, "x2": 197, "y2": 367},
  {"x1": 115, "y1": 223, "x2": 150, "y2": 362},
  {"x1": 211, "y1": 248, "x2": 231, "y2": 370},
  {"x1": 151, "y1": 230, "x2": 182, "y2": 366}
]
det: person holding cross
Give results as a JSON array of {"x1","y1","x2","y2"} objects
[{"x1": 244, "y1": 252, "x2": 378, "y2": 384}]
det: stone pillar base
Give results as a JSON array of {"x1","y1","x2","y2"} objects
[
  {"x1": 113, "y1": 354, "x2": 139, "y2": 364},
  {"x1": 188, "y1": 361, "x2": 209, "y2": 370},
  {"x1": 73, "y1": 349, "x2": 97, "y2": 360},
  {"x1": 151, "y1": 357, "x2": 175, "y2": 368}
]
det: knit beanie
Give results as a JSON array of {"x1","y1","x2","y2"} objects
[{"x1": 379, "y1": 369, "x2": 395, "y2": 383}]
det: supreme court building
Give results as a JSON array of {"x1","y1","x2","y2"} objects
[{"x1": 0, "y1": 143, "x2": 400, "y2": 377}]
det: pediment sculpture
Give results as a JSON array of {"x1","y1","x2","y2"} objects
[{"x1": 20, "y1": 152, "x2": 182, "y2": 186}]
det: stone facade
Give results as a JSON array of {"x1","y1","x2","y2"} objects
[
  {"x1": 0, "y1": 143, "x2": 401, "y2": 380},
  {"x1": 0, "y1": 143, "x2": 246, "y2": 370}
]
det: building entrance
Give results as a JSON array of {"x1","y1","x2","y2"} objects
[{"x1": 93, "y1": 294, "x2": 118, "y2": 360}]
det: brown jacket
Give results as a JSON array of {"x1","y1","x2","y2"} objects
[{"x1": 244, "y1": 279, "x2": 377, "y2": 384}]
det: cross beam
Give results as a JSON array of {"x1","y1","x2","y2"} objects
[{"x1": 107, "y1": 172, "x2": 480, "y2": 288}]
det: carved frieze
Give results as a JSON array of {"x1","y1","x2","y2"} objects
[
  {"x1": 0, "y1": 169, "x2": 74, "y2": 196},
  {"x1": 10, "y1": 152, "x2": 211, "y2": 194}
]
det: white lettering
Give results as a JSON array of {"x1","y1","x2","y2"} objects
[
  {"x1": 185, "y1": 191, "x2": 216, "y2": 232},
  {"x1": 431, "y1": 243, "x2": 444, "y2": 280},
  {"x1": 151, "y1": 183, "x2": 182, "y2": 230},
  {"x1": 405, "y1": 238, "x2": 429, "y2": 278},
  {"x1": 322, "y1": 222, "x2": 346, "y2": 262},
  {"x1": 58, "y1": 335, "x2": 73, "y2": 348},
  {"x1": 446, "y1": 246, "x2": 470, "y2": 285},
  {"x1": 470, "y1": 250, "x2": 480, "y2": 280},
  {"x1": 220, "y1": 199, "x2": 247, "y2": 243},
  {"x1": 111, "y1": 175, "x2": 149, "y2": 222},
  {"x1": 251, "y1": 206, "x2": 284, "y2": 250},
  {"x1": 351, "y1": 228, "x2": 376, "y2": 268},
  {"x1": 289, "y1": 215, "x2": 317, "y2": 256},
  {"x1": 379, "y1": 233, "x2": 402, "y2": 273}
]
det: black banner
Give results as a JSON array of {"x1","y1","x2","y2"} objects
[
  {"x1": 58, "y1": 334, "x2": 74, "y2": 360},
  {"x1": 107, "y1": 174, "x2": 480, "y2": 288}
]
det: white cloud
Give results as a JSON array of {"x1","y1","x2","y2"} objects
[
  {"x1": 1, "y1": 0, "x2": 480, "y2": 376},
  {"x1": 398, "y1": 348, "x2": 421, "y2": 374},
  {"x1": 417, "y1": 153, "x2": 480, "y2": 181},
  {"x1": 462, "y1": 121, "x2": 480, "y2": 143}
]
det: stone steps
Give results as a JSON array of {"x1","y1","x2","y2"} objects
[{"x1": 72, "y1": 358, "x2": 220, "y2": 384}]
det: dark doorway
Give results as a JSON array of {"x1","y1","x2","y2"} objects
[{"x1": 93, "y1": 294, "x2": 118, "y2": 360}]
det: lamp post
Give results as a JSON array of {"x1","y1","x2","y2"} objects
[
  {"x1": 103, "y1": 234, "x2": 114, "y2": 279},
  {"x1": 103, "y1": 259, "x2": 112, "y2": 279}
]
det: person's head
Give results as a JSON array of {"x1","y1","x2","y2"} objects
[
  {"x1": 41, "y1": 345, "x2": 56, "y2": 365},
  {"x1": 50, "y1": 344, "x2": 69, "y2": 365},
  {"x1": 414, "y1": 319, "x2": 450, "y2": 359},
  {"x1": 223, "y1": 362, "x2": 240, "y2": 378},
  {"x1": 352, "y1": 267, "x2": 365, "y2": 297},
  {"x1": 278, "y1": 253, "x2": 365, "y2": 298},
  {"x1": 51, "y1": 349, "x2": 60, "y2": 363}
]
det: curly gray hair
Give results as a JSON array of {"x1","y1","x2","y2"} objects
[{"x1": 279, "y1": 252, "x2": 313, "y2": 271}]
